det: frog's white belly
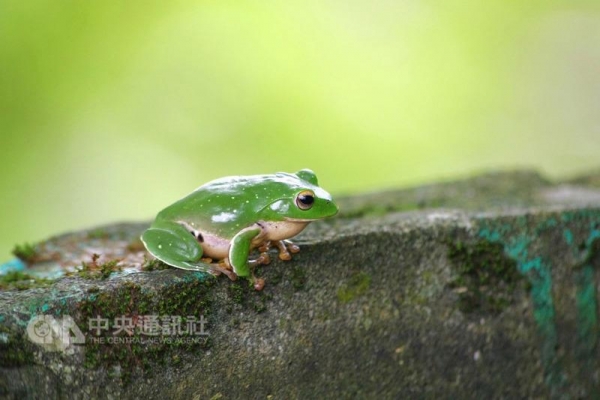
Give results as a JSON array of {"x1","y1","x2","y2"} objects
[
  {"x1": 180, "y1": 220, "x2": 309, "y2": 260},
  {"x1": 200, "y1": 233, "x2": 231, "y2": 260},
  {"x1": 259, "y1": 220, "x2": 309, "y2": 241}
]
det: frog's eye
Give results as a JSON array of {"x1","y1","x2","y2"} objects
[{"x1": 296, "y1": 190, "x2": 315, "y2": 210}]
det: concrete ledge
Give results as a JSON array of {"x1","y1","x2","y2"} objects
[{"x1": 2, "y1": 170, "x2": 600, "y2": 399}]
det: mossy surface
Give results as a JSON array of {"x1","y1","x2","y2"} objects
[
  {"x1": 447, "y1": 238, "x2": 524, "y2": 314},
  {"x1": 336, "y1": 170, "x2": 549, "y2": 219},
  {"x1": 77, "y1": 276, "x2": 215, "y2": 383},
  {"x1": 3, "y1": 170, "x2": 600, "y2": 398},
  {"x1": 11, "y1": 242, "x2": 38, "y2": 263},
  {"x1": 337, "y1": 271, "x2": 371, "y2": 303},
  {"x1": 74, "y1": 254, "x2": 123, "y2": 280},
  {"x1": 0, "y1": 324, "x2": 35, "y2": 367},
  {"x1": 226, "y1": 281, "x2": 273, "y2": 314},
  {"x1": 340, "y1": 203, "x2": 421, "y2": 219},
  {"x1": 0, "y1": 271, "x2": 55, "y2": 291},
  {"x1": 141, "y1": 257, "x2": 170, "y2": 272},
  {"x1": 73, "y1": 273, "x2": 277, "y2": 385},
  {"x1": 87, "y1": 229, "x2": 110, "y2": 240}
]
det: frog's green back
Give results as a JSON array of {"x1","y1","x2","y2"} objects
[{"x1": 154, "y1": 172, "x2": 317, "y2": 238}]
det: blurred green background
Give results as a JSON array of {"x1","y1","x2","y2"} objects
[{"x1": 1, "y1": 1, "x2": 600, "y2": 259}]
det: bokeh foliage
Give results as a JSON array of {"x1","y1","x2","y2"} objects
[{"x1": 1, "y1": 0, "x2": 600, "y2": 257}]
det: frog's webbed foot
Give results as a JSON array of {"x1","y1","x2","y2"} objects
[{"x1": 273, "y1": 240, "x2": 300, "y2": 261}]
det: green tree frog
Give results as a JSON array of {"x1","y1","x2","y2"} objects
[{"x1": 141, "y1": 169, "x2": 338, "y2": 290}]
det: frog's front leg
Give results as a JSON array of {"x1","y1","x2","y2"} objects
[
  {"x1": 273, "y1": 240, "x2": 301, "y2": 261},
  {"x1": 141, "y1": 220, "x2": 214, "y2": 274},
  {"x1": 229, "y1": 225, "x2": 263, "y2": 278},
  {"x1": 229, "y1": 224, "x2": 272, "y2": 290}
]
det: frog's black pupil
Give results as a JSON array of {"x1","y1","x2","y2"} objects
[{"x1": 300, "y1": 194, "x2": 314, "y2": 205}]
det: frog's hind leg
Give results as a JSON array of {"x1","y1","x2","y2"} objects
[
  {"x1": 141, "y1": 221, "x2": 213, "y2": 274},
  {"x1": 207, "y1": 262, "x2": 237, "y2": 281}
]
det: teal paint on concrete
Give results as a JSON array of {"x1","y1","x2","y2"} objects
[
  {"x1": 574, "y1": 224, "x2": 600, "y2": 359},
  {"x1": 576, "y1": 223, "x2": 600, "y2": 398},
  {"x1": 478, "y1": 222, "x2": 564, "y2": 391},
  {"x1": 182, "y1": 271, "x2": 211, "y2": 283},
  {"x1": 586, "y1": 224, "x2": 600, "y2": 246},
  {"x1": 563, "y1": 229, "x2": 574, "y2": 246},
  {"x1": 575, "y1": 265, "x2": 597, "y2": 356},
  {"x1": 478, "y1": 210, "x2": 600, "y2": 395},
  {"x1": 0, "y1": 258, "x2": 25, "y2": 274}
]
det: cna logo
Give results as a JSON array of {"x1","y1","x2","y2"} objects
[{"x1": 26, "y1": 315, "x2": 85, "y2": 352}]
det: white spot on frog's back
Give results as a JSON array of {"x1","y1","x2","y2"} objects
[
  {"x1": 211, "y1": 211, "x2": 236, "y2": 223},
  {"x1": 269, "y1": 200, "x2": 289, "y2": 213}
]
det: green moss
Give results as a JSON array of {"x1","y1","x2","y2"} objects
[
  {"x1": 87, "y1": 229, "x2": 109, "y2": 239},
  {"x1": 100, "y1": 260, "x2": 121, "y2": 279},
  {"x1": 226, "y1": 281, "x2": 272, "y2": 313},
  {"x1": 0, "y1": 271, "x2": 55, "y2": 291},
  {"x1": 11, "y1": 242, "x2": 38, "y2": 263},
  {"x1": 253, "y1": 292, "x2": 272, "y2": 313},
  {"x1": 78, "y1": 277, "x2": 214, "y2": 384},
  {"x1": 0, "y1": 324, "x2": 35, "y2": 367},
  {"x1": 337, "y1": 272, "x2": 371, "y2": 303},
  {"x1": 228, "y1": 283, "x2": 246, "y2": 305},
  {"x1": 75, "y1": 254, "x2": 123, "y2": 280},
  {"x1": 141, "y1": 257, "x2": 170, "y2": 272},
  {"x1": 290, "y1": 265, "x2": 307, "y2": 291},
  {"x1": 447, "y1": 238, "x2": 523, "y2": 314},
  {"x1": 341, "y1": 203, "x2": 420, "y2": 219}
]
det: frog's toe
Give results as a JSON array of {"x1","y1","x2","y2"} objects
[
  {"x1": 253, "y1": 277, "x2": 265, "y2": 291},
  {"x1": 210, "y1": 265, "x2": 237, "y2": 281},
  {"x1": 248, "y1": 253, "x2": 270, "y2": 267},
  {"x1": 284, "y1": 240, "x2": 300, "y2": 254},
  {"x1": 259, "y1": 252, "x2": 271, "y2": 265},
  {"x1": 274, "y1": 240, "x2": 299, "y2": 261},
  {"x1": 258, "y1": 241, "x2": 272, "y2": 253}
]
